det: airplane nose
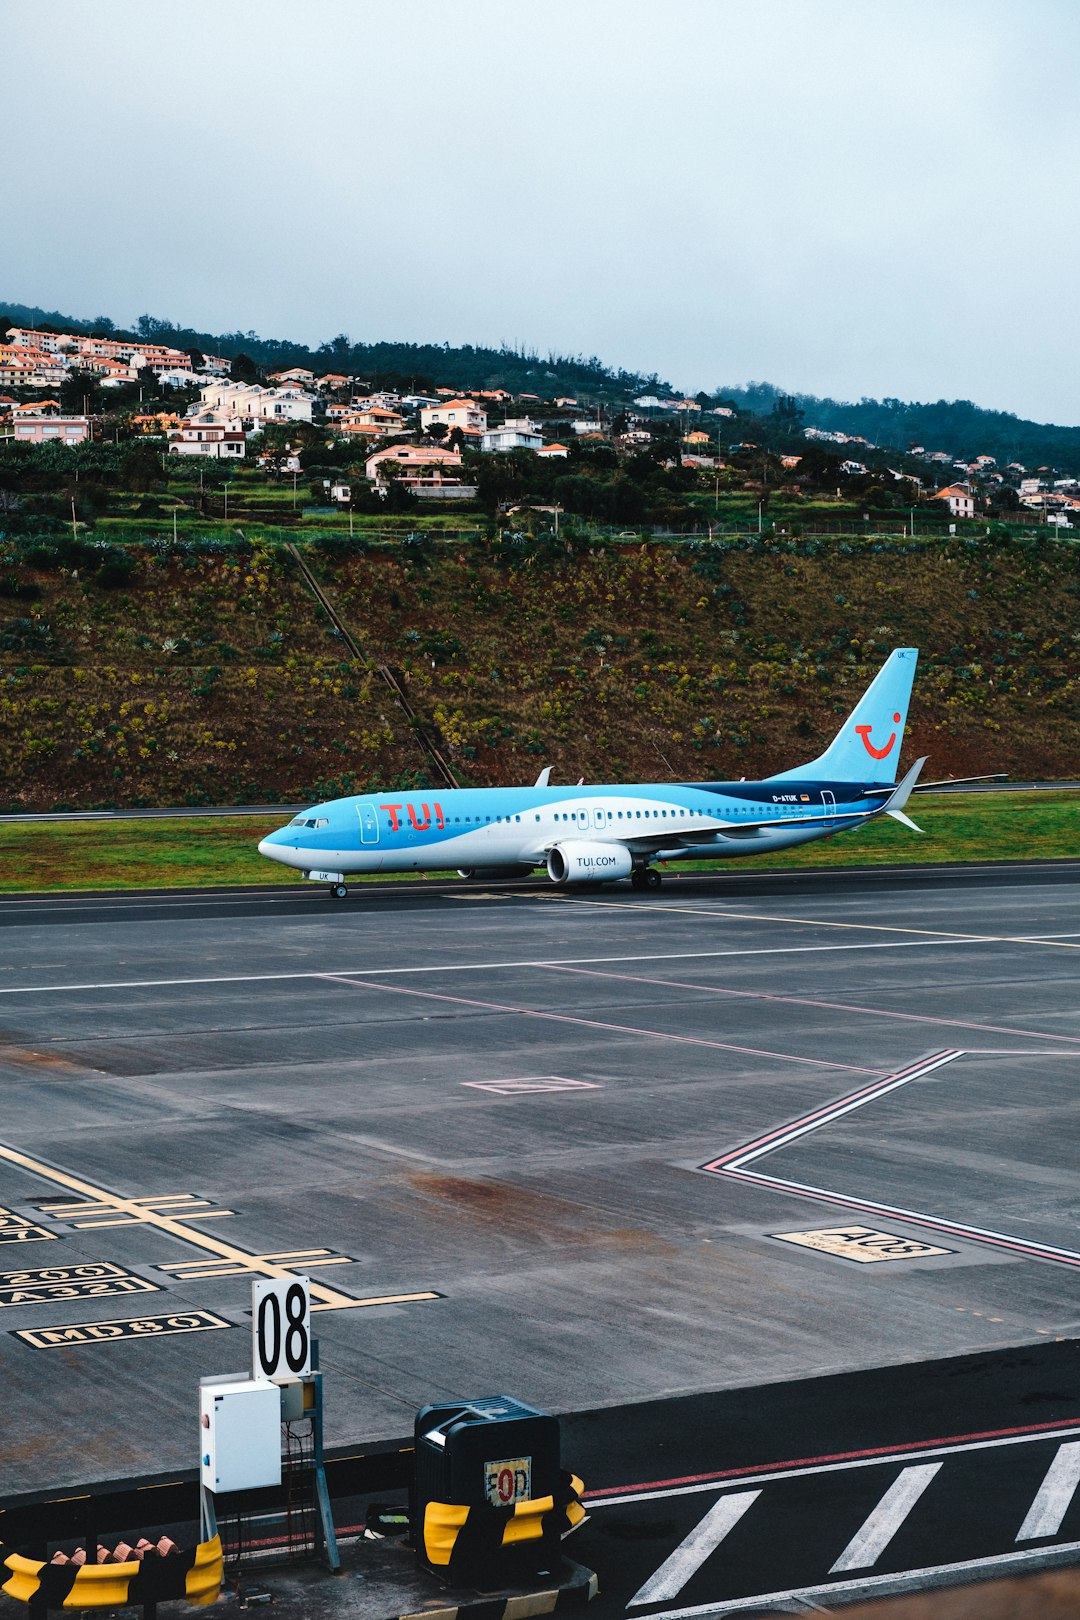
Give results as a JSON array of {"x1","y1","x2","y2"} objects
[{"x1": 258, "y1": 837, "x2": 286, "y2": 860}]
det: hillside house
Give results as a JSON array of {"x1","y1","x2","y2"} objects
[
  {"x1": 365, "y1": 443, "x2": 473, "y2": 497},
  {"x1": 482, "y1": 420, "x2": 542, "y2": 452},
  {"x1": 536, "y1": 442, "x2": 570, "y2": 458},
  {"x1": 270, "y1": 368, "x2": 316, "y2": 386},
  {"x1": 420, "y1": 398, "x2": 487, "y2": 435},
  {"x1": 0, "y1": 347, "x2": 68, "y2": 387},
  {"x1": 168, "y1": 424, "x2": 246, "y2": 459},
  {"x1": 339, "y1": 406, "x2": 407, "y2": 437},
  {"x1": 192, "y1": 380, "x2": 314, "y2": 424},
  {"x1": 934, "y1": 484, "x2": 975, "y2": 518},
  {"x1": 13, "y1": 414, "x2": 91, "y2": 444}
]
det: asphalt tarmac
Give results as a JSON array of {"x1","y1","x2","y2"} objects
[{"x1": 1, "y1": 860, "x2": 1079, "y2": 1608}]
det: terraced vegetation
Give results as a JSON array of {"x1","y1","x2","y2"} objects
[{"x1": 2, "y1": 529, "x2": 1079, "y2": 812}]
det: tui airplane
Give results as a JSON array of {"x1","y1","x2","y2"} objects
[{"x1": 257, "y1": 648, "x2": 978, "y2": 898}]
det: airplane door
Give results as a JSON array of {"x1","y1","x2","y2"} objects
[
  {"x1": 357, "y1": 800, "x2": 380, "y2": 844},
  {"x1": 821, "y1": 790, "x2": 836, "y2": 826}
]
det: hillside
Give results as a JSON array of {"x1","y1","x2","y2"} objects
[
  {"x1": 6, "y1": 299, "x2": 1080, "y2": 468},
  {"x1": 0, "y1": 301, "x2": 661, "y2": 402},
  {"x1": 719, "y1": 383, "x2": 1080, "y2": 474},
  {"x1": 2, "y1": 531, "x2": 1077, "y2": 811}
]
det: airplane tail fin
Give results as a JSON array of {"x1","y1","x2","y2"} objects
[{"x1": 769, "y1": 648, "x2": 919, "y2": 785}]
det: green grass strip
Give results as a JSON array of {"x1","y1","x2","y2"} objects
[{"x1": 1, "y1": 791, "x2": 1076, "y2": 894}]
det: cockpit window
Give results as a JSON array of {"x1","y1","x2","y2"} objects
[{"x1": 289, "y1": 816, "x2": 329, "y2": 828}]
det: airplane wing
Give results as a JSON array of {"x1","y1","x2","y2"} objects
[{"x1": 532, "y1": 759, "x2": 930, "y2": 860}]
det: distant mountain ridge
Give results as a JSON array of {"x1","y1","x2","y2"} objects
[
  {"x1": 718, "y1": 382, "x2": 1080, "y2": 472},
  {"x1": 4, "y1": 298, "x2": 1079, "y2": 470}
]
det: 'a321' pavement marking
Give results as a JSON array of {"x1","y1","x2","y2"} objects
[
  {"x1": 0, "y1": 1139, "x2": 440, "y2": 1315},
  {"x1": 700, "y1": 1048, "x2": 1080, "y2": 1270}
]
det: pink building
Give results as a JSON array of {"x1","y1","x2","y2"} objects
[{"x1": 12, "y1": 415, "x2": 91, "y2": 444}]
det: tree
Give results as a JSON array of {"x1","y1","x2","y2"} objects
[
  {"x1": 186, "y1": 347, "x2": 205, "y2": 369},
  {"x1": 230, "y1": 351, "x2": 261, "y2": 383}
]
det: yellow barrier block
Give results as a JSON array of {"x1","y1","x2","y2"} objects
[
  {"x1": 186, "y1": 1535, "x2": 224, "y2": 1606},
  {"x1": 2, "y1": 1552, "x2": 46, "y2": 1606},
  {"x1": 501, "y1": 1496, "x2": 554, "y2": 1547},
  {"x1": 63, "y1": 1561, "x2": 140, "y2": 1608},
  {"x1": 424, "y1": 1501, "x2": 470, "y2": 1566}
]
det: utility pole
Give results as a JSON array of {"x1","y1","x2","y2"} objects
[
  {"x1": 172, "y1": 505, "x2": 178, "y2": 544},
  {"x1": 292, "y1": 467, "x2": 298, "y2": 509},
  {"x1": 224, "y1": 481, "x2": 229, "y2": 522},
  {"x1": 70, "y1": 495, "x2": 78, "y2": 545}
]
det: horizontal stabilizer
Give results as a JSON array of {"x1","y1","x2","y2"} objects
[{"x1": 887, "y1": 807, "x2": 923, "y2": 833}]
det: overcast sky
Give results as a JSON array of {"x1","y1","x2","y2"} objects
[{"x1": 4, "y1": 1, "x2": 1078, "y2": 421}]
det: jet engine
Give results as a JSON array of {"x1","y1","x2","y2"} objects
[{"x1": 546, "y1": 841, "x2": 634, "y2": 884}]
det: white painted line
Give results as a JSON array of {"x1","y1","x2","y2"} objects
[
  {"x1": 1017, "y1": 1442, "x2": 1080, "y2": 1541},
  {"x1": 628, "y1": 1491, "x2": 760, "y2": 1607},
  {"x1": 830, "y1": 1463, "x2": 942, "y2": 1572},
  {"x1": 0, "y1": 934, "x2": 1028, "y2": 997},
  {"x1": 635, "y1": 1539, "x2": 1080, "y2": 1620},
  {"x1": 586, "y1": 1425, "x2": 1080, "y2": 1507}
]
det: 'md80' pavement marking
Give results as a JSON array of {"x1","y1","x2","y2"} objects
[
  {"x1": 0, "y1": 1207, "x2": 56, "y2": 1245},
  {"x1": 771, "y1": 1226, "x2": 954, "y2": 1264},
  {"x1": 0, "y1": 1262, "x2": 159, "y2": 1307},
  {"x1": 13, "y1": 1309, "x2": 230, "y2": 1350}
]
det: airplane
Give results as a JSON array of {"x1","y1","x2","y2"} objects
[{"x1": 257, "y1": 647, "x2": 982, "y2": 898}]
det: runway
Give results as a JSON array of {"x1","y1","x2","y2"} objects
[{"x1": 0, "y1": 862, "x2": 1078, "y2": 1565}]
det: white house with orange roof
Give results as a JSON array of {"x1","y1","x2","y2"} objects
[
  {"x1": 270, "y1": 368, "x2": 316, "y2": 387},
  {"x1": 933, "y1": 484, "x2": 975, "y2": 518},
  {"x1": 364, "y1": 443, "x2": 475, "y2": 498},
  {"x1": 536, "y1": 442, "x2": 569, "y2": 458},
  {"x1": 420, "y1": 398, "x2": 487, "y2": 435},
  {"x1": 338, "y1": 405, "x2": 407, "y2": 438},
  {"x1": 0, "y1": 347, "x2": 68, "y2": 388}
]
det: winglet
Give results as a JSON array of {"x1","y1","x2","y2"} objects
[
  {"x1": 884, "y1": 756, "x2": 927, "y2": 832},
  {"x1": 533, "y1": 767, "x2": 552, "y2": 787}
]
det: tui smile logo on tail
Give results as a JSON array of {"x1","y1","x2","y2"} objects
[{"x1": 855, "y1": 712, "x2": 902, "y2": 760}]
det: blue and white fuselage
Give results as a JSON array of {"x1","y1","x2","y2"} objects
[{"x1": 258, "y1": 649, "x2": 926, "y2": 894}]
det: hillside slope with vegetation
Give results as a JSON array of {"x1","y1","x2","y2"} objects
[{"x1": 1, "y1": 530, "x2": 1077, "y2": 811}]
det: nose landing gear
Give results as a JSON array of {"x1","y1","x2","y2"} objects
[{"x1": 631, "y1": 866, "x2": 662, "y2": 892}]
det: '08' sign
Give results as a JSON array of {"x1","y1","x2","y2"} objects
[{"x1": 252, "y1": 1278, "x2": 311, "y2": 1382}]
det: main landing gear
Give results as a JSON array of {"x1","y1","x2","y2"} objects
[
  {"x1": 631, "y1": 866, "x2": 662, "y2": 892},
  {"x1": 328, "y1": 883, "x2": 349, "y2": 900}
]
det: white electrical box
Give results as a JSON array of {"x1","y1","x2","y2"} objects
[{"x1": 200, "y1": 1377, "x2": 281, "y2": 1493}]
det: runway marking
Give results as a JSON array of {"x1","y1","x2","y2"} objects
[
  {"x1": 38, "y1": 1193, "x2": 236, "y2": 1229},
  {"x1": 545, "y1": 964, "x2": 1080, "y2": 1048},
  {"x1": 535, "y1": 893, "x2": 1080, "y2": 953},
  {"x1": 628, "y1": 1490, "x2": 761, "y2": 1606},
  {"x1": 585, "y1": 1419, "x2": 1080, "y2": 1505},
  {"x1": 13, "y1": 1309, "x2": 230, "y2": 1350},
  {"x1": 771, "y1": 1225, "x2": 953, "y2": 1263},
  {"x1": 0, "y1": 1139, "x2": 440, "y2": 1314},
  {"x1": 0, "y1": 1207, "x2": 56, "y2": 1244},
  {"x1": 702, "y1": 1050, "x2": 1080, "y2": 1270},
  {"x1": 636, "y1": 1542, "x2": 1080, "y2": 1620},
  {"x1": 462, "y1": 1077, "x2": 601, "y2": 1095},
  {"x1": 319, "y1": 976, "x2": 884, "y2": 1076},
  {"x1": 0, "y1": 1261, "x2": 158, "y2": 1307},
  {"x1": 0, "y1": 932, "x2": 1077, "y2": 999},
  {"x1": 1016, "y1": 1442, "x2": 1080, "y2": 1540},
  {"x1": 830, "y1": 1462, "x2": 942, "y2": 1571}
]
